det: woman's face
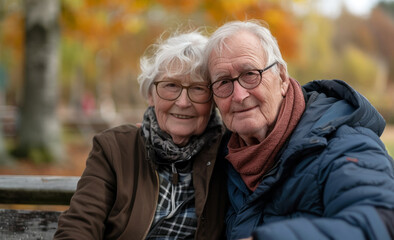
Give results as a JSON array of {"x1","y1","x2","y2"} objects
[{"x1": 148, "y1": 73, "x2": 213, "y2": 146}]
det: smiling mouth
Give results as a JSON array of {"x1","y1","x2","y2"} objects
[
  {"x1": 234, "y1": 106, "x2": 256, "y2": 113},
  {"x1": 172, "y1": 114, "x2": 193, "y2": 119}
]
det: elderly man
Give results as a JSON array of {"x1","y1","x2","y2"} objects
[{"x1": 205, "y1": 20, "x2": 394, "y2": 240}]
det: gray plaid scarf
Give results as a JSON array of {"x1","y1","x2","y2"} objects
[{"x1": 141, "y1": 106, "x2": 222, "y2": 168}]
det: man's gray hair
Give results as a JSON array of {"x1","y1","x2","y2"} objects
[
  {"x1": 138, "y1": 30, "x2": 208, "y2": 100},
  {"x1": 204, "y1": 20, "x2": 288, "y2": 80}
]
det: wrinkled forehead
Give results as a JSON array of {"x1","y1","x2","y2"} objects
[
  {"x1": 208, "y1": 31, "x2": 267, "y2": 73},
  {"x1": 217, "y1": 31, "x2": 263, "y2": 56},
  {"x1": 209, "y1": 31, "x2": 265, "y2": 62},
  {"x1": 158, "y1": 58, "x2": 206, "y2": 83}
]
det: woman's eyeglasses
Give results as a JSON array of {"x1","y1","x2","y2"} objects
[{"x1": 153, "y1": 81, "x2": 212, "y2": 104}]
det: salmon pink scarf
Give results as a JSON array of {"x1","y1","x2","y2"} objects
[{"x1": 226, "y1": 78, "x2": 305, "y2": 191}]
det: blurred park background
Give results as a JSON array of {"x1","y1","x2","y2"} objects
[{"x1": 0, "y1": 0, "x2": 393, "y2": 176}]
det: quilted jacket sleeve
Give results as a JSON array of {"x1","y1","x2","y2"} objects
[{"x1": 252, "y1": 126, "x2": 394, "y2": 240}]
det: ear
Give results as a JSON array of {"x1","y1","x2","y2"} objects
[{"x1": 279, "y1": 64, "x2": 290, "y2": 97}]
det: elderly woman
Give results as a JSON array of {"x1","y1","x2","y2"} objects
[
  {"x1": 54, "y1": 31, "x2": 227, "y2": 239},
  {"x1": 205, "y1": 20, "x2": 394, "y2": 240}
]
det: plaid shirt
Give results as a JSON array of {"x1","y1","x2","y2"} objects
[{"x1": 147, "y1": 165, "x2": 197, "y2": 239}]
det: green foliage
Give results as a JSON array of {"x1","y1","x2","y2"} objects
[
  {"x1": 379, "y1": 1, "x2": 394, "y2": 18},
  {"x1": 287, "y1": 4, "x2": 394, "y2": 123},
  {"x1": 341, "y1": 45, "x2": 378, "y2": 91},
  {"x1": 28, "y1": 147, "x2": 54, "y2": 164},
  {"x1": 11, "y1": 145, "x2": 56, "y2": 164},
  {"x1": 288, "y1": 13, "x2": 337, "y2": 84},
  {"x1": 383, "y1": 140, "x2": 394, "y2": 158}
]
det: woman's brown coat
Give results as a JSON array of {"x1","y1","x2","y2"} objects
[{"x1": 54, "y1": 124, "x2": 227, "y2": 239}]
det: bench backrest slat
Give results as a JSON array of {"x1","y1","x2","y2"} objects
[
  {"x1": 0, "y1": 175, "x2": 79, "y2": 205},
  {"x1": 0, "y1": 175, "x2": 79, "y2": 239}
]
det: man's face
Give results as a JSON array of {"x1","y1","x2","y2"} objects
[{"x1": 208, "y1": 31, "x2": 289, "y2": 145}]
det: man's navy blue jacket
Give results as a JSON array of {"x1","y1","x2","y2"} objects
[{"x1": 224, "y1": 80, "x2": 394, "y2": 239}]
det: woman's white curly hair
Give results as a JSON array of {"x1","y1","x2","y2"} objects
[{"x1": 138, "y1": 30, "x2": 208, "y2": 100}]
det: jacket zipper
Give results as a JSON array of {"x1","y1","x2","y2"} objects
[{"x1": 142, "y1": 170, "x2": 160, "y2": 239}]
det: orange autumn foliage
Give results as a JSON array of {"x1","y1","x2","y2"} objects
[
  {"x1": 156, "y1": 0, "x2": 300, "y2": 59},
  {"x1": 1, "y1": 0, "x2": 300, "y2": 84}
]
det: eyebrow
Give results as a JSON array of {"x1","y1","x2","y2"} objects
[
  {"x1": 160, "y1": 77, "x2": 208, "y2": 86},
  {"x1": 212, "y1": 72, "x2": 231, "y2": 81},
  {"x1": 212, "y1": 64, "x2": 259, "y2": 80},
  {"x1": 160, "y1": 77, "x2": 183, "y2": 82}
]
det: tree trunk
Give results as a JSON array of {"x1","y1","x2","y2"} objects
[
  {"x1": 0, "y1": 121, "x2": 12, "y2": 165},
  {"x1": 17, "y1": 0, "x2": 62, "y2": 163},
  {"x1": 0, "y1": 70, "x2": 11, "y2": 165}
]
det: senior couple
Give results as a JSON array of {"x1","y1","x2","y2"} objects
[{"x1": 54, "y1": 20, "x2": 394, "y2": 239}]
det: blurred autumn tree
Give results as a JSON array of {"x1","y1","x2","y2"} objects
[
  {"x1": 15, "y1": 0, "x2": 63, "y2": 163},
  {"x1": 1, "y1": 0, "x2": 393, "y2": 165},
  {"x1": 287, "y1": 1, "x2": 394, "y2": 122},
  {"x1": 0, "y1": 0, "x2": 300, "y2": 164},
  {"x1": 58, "y1": 0, "x2": 300, "y2": 112},
  {"x1": 332, "y1": 4, "x2": 394, "y2": 121},
  {"x1": 0, "y1": 120, "x2": 11, "y2": 165}
]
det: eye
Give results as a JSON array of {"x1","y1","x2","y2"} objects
[
  {"x1": 190, "y1": 85, "x2": 209, "y2": 94},
  {"x1": 214, "y1": 79, "x2": 232, "y2": 88},
  {"x1": 163, "y1": 82, "x2": 177, "y2": 87},
  {"x1": 241, "y1": 70, "x2": 260, "y2": 83},
  {"x1": 161, "y1": 82, "x2": 180, "y2": 92},
  {"x1": 190, "y1": 85, "x2": 207, "y2": 91},
  {"x1": 245, "y1": 71, "x2": 258, "y2": 76}
]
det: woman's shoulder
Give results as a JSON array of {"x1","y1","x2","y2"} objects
[
  {"x1": 90, "y1": 124, "x2": 146, "y2": 162},
  {"x1": 104, "y1": 124, "x2": 139, "y2": 133},
  {"x1": 95, "y1": 124, "x2": 142, "y2": 142}
]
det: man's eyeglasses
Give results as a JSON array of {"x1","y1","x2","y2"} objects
[
  {"x1": 209, "y1": 61, "x2": 278, "y2": 98},
  {"x1": 153, "y1": 81, "x2": 212, "y2": 104}
]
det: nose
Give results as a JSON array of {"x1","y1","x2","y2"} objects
[
  {"x1": 175, "y1": 88, "x2": 192, "y2": 107},
  {"x1": 232, "y1": 81, "x2": 249, "y2": 103}
]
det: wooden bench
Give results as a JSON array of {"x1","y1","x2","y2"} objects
[{"x1": 0, "y1": 175, "x2": 79, "y2": 239}]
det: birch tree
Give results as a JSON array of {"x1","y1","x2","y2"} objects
[{"x1": 16, "y1": 0, "x2": 62, "y2": 163}]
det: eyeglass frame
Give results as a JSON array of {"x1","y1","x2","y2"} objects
[
  {"x1": 209, "y1": 61, "x2": 279, "y2": 98},
  {"x1": 152, "y1": 81, "x2": 213, "y2": 104}
]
